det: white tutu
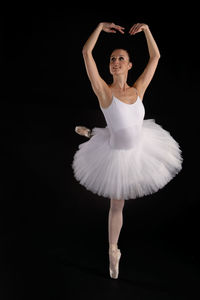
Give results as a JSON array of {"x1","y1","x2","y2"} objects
[{"x1": 72, "y1": 119, "x2": 182, "y2": 200}]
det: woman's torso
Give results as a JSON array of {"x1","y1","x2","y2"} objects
[
  {"x1": 100, "y1": 93, "x2": 145, "y2": 149},
  {"x1": 100, "y1": 86, "x2": 140, "y2": 108}
]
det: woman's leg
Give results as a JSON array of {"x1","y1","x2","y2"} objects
[
  {"x1": 108, "y1": 198, "x2": 125, "y2": 247},
  {"x1": 108, "y1": 198, "x2": 125, "y2": 279}
]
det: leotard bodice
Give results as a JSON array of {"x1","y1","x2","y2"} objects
[{"x1": 101, "y1": 95, "x2": 145, "y2": 149}]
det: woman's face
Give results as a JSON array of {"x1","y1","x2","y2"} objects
[{"x1": 109, "y1": 49, "x2": 132, "y2": 76}]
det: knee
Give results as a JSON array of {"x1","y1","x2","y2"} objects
[{"x1": 110, "y1": 199, "x2": 125, "y2": 212}]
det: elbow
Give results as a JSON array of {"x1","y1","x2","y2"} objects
[
  {"x1": 156, "y1": 51, "x2": 161, "y2": 59},
  {"x1": 150, "y1": 53, "x2": 161, "y2": 61},
  {"x1": 82, "y1": 47, "x2": 91, "y2": 57},
  {"x1": 82, "y1": 47, "x2": 87, "y2": 56}
]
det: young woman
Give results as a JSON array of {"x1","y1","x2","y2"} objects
[{"x1": 72, "y1": 22, "x2": 182, "y2": 279}]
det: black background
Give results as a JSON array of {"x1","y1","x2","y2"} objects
[{"x1": 0, "y1": 3, "x2": 199, "y2": 299}]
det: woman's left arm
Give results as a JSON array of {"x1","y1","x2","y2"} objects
[{"x1": 130, "y1": 23, "x2": 161, "y2": 100}]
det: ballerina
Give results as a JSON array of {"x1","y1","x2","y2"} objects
[{"x1": 72, "y1": 22, "x2": 182, "y2": 279}]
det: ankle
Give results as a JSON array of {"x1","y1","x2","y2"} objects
[{"x1": 109, "y1": 244, "x2": 118, "y2": 252}]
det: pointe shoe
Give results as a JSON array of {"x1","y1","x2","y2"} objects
[
  {"x1": 75, "y1": 126, "x2": 91, "y2": 138},
  {"x1": 109, "y1": 245, "x2": 121, "y2": 279}
]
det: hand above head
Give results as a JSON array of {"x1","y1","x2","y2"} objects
[
  {"x1": 129, "y1": 23, "x2": 149, "y2": 35},
  {"x1": 100, "y1": 22, "x2": 125, "y2": 34}
]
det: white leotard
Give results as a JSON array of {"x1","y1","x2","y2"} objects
[{"x1": 101, "y1": 95, "x2": 145, "y2": 149}]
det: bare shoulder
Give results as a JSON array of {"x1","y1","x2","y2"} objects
[
  {"x1": 96, "y1": 82, "x2": 113, "y2": 109},
  {"x1": 126, "y1": 86, "x2": 142, "y2": 101},
  {"x1": 133, "y1": 82, "x2": 144, "y2": 101}
]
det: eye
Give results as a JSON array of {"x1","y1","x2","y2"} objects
[
  {"x1": 110, "y1": 57, "x2": 116, "y2": 62},
  {"x1": 119, "y1": 56, "x2": 124, "y2": 61}
]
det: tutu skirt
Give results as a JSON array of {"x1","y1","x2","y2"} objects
[{"x1": 72, "y1": 119, "x2": 182, "y2": 200}]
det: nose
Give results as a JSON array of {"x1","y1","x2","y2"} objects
[{"x1": 113, "y1": 58, "x2": 120, "y2": 65}]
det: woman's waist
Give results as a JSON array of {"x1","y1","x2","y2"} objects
[{"x1": 109, "y1": 126, "x2": 142, "y2": 149}]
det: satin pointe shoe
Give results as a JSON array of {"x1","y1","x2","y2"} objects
[
  {"x1": 75, "y1": 126, "x2": 91, "y2": 138},
  {"x1": 109, "y1": 244, "x2": 121, "y2": 279}
]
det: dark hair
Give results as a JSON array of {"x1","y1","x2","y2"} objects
[{"x1": 110, "y1": 48, "x2": 131, "y2": 62}]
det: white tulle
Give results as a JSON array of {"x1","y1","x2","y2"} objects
[
  {"x1": 72, "y1": 95, "x2": 182, "y2": 200},
  {"x1": 72, "y1": 119, "x2": 182, "y2": 200}
]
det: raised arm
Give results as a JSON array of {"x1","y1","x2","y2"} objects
[
  {"x1": 129, "y1": 23, "x2": 161, "y2": 100},
  {"x1": 82, "y1": 22, "x2": 125, "y2": 107}
]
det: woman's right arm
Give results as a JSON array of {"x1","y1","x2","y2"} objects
[{"x1": 82, "y1": 22, "x2": 124, "y2": 106}]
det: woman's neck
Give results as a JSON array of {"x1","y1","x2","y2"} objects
[{"x1": 111, "y1": 75, "x2": 129, "y2": 91}]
